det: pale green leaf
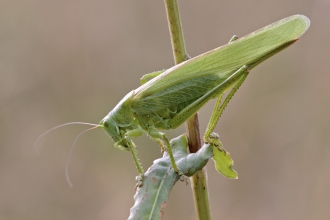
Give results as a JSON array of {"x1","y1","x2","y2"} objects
[
  {"x1": 128, "y1": 135, "x2": 213, "y2": 220},
  {"x1": 212, "y1": 146, "x2": 238, "y2": 179}
]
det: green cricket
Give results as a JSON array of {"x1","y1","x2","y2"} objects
[{"x1": 37, "y1": 15, "x2": 310, "y2": 187}]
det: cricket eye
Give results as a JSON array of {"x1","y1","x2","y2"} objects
[{"x1": 103, "y1": 122, "x2": 109, "y2": 128}]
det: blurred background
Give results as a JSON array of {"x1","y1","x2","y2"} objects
[{"x1": 1, "y1": 0, "x2": 329, "y2": 219}]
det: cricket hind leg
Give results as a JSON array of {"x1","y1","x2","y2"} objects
[
  {"x1": 204, "y1": 34, "x2": 241, "y2": 143},
  {"x1": 203, "y1": 34, "x2": 245, "y2": 137},
  {"x1": 204, "y1": 65, "x2": 249, "y2": 143},
  {"x1": 147, "y1": 127, "x2": 183, "y2": 176},
  {"x1": 205, "y1": 34, "x2": 240, "y2": 138},
  {"x1": 204, "y1": 32, "x2": 244, "y2": 143}
]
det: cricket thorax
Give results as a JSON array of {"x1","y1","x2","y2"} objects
[
  {"x1": 100, "y1": 91, "x2": 137, "y2": 139},
  {"x1": 110, "y1": 91, "x2": 136, "y2": 126}
]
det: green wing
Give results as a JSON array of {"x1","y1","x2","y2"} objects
[
  {"x1": 130, "y1": 15, "x2": 310, "y2": 129},
  {"x1": 132, "y1": 73, "x2": 224, "y2": 129}
]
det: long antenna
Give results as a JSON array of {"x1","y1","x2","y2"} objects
[
  {"x1": 65, "y1": 126, "x2": 99, "y2": 188},
  {"x1": 35, "y1": 122, "x2": 98, "y2": 154}
]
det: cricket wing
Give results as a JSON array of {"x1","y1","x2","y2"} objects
[{"x1": 133, "y1": 15, "x2": 309, "y2": 100}]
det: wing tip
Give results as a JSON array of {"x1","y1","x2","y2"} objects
[{"x1": 291, "y1": 14, "x2": 311, "y2": 37}]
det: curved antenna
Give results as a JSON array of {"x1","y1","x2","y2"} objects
[
  {"x1": 35, "y1": 122, "x2": 98, "y2": 154},
  {"x1": 65, "y1": 126, "x2": 98, "y2": 188}
]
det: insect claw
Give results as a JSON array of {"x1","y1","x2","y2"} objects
[
  {"x1": 204, "y1": 132, "x2": 227, "y2": 155},
  {"x1": 218, "y1": 147, "x2": 227, "y2": 156},
  {"x1": 179, "y1": 175, "x2": 189, "y2": 185},
  {"x1": 205, "y1": 132, "x2": 223, "y2": 147},
  {"x1": 134, "y1": 174, "x2": 144, "y2": 190}
]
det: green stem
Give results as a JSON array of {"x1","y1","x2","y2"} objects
[
  {"x1": 164, "y1": 1, "x2": 211, "y2": 219},
  {"x1": 164, "y1": 0, "x2": 186, "y2": 63}
]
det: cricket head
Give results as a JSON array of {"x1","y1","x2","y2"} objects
[
  {"x1": 99, "y1": 114, "x2": 120, "y2": 141},
  {"x1": 99, "y1": 114, "x2": 129, "y2": 150}
]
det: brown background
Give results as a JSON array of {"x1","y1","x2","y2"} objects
[{"x1": 1, "y1": 0, "x2": 329, "y2": 219}]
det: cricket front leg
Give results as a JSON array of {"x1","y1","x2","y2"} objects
[{"x1": 123, "y1": 129, "x2": 145, "y2": 188}]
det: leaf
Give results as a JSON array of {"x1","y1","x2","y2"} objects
[
  {"x1": 212, "y1": 146, "x2": 238, "y2": 179},
  {"x1": 128, "y1": 134, "x2": 213, "y2": 220}
]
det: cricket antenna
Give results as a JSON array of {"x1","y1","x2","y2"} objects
[
  {"x1": 65, "y1": 126, "x2": 98, "y2": 188},
  {"x1": 35, "y1": 122, "x2": 99, "y2": 154}
]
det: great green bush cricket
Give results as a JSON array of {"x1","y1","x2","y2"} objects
[{"x1": 37, "y1": 15, "x2": 309, "y2": 187}]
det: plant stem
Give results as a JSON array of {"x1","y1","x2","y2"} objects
[
  {"x1": 164, "y1": 1, "x2": 211, "y2": 219},
  {"x1": 164, "y1": 0, "x2": 186, "y2": 63}
]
